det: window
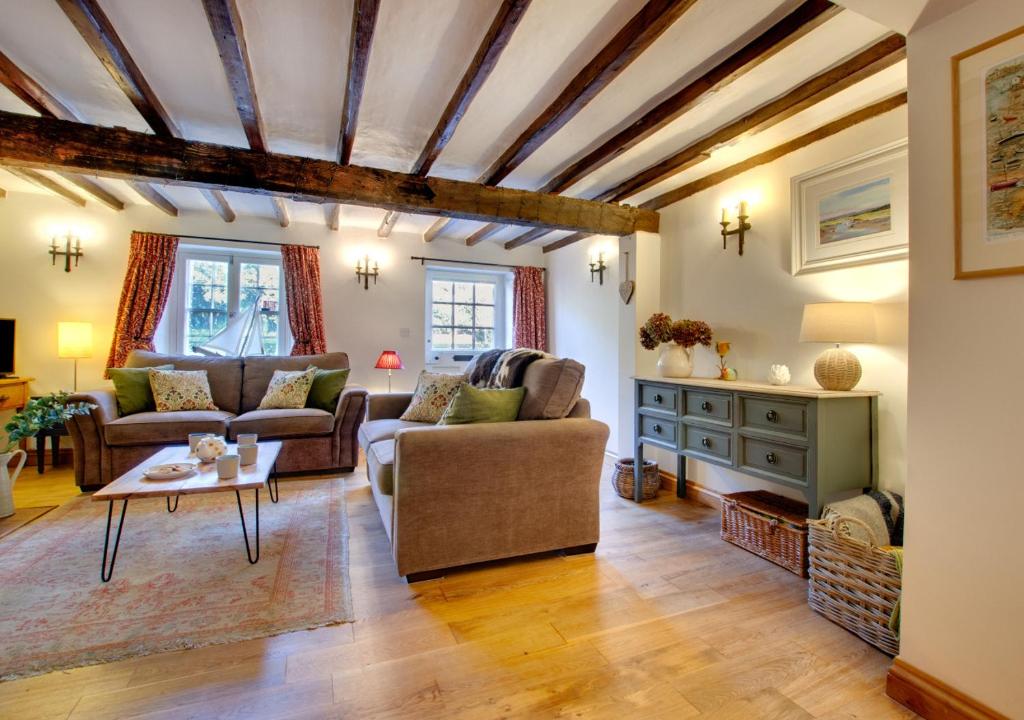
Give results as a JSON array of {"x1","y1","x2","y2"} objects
[
  {"x1": 168, "y1": 247, "x2": 289, "y2": 355},
  {"x1": 425, "y1": 268, "x2": 509, "y2": 361}
]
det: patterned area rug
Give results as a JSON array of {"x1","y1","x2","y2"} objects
[{"x1": 0, "y1": 477, "x2": 352, "y2": 680}]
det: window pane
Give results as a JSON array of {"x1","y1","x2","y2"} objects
[
  {"x1": 453, "y1": 282, "x2": 474, "y2": 303},
  {"x1": 454, "y1": 304, "x2": 473, "y2": 326},
  {"x1": 475, "y1": 305, "x2": 495, "y2": 328},
  {"x1": 185, "y1": 259, "x2": 229, "y2": 352},
  {"x1": 475, "y1": 329, "x2": 494, "y2": 349},
  {"x1": 432, "y1": 303, "x2": 452, "y2": 326},
  {"x1": 432, "y1": 281, "x2": 453, "y2": 302},
  {"x1": 432, "y1": 328, "x2": 452, "y2": 350},
  {"x1": 453, "y1": 330, "x2": 473, "y2": 350},
  {"x1": 239, "y1": 262, "x2": 281, "y2": 354},
  {"x1": 475, "y1": 283, "x2": 495, "y2": 305}
]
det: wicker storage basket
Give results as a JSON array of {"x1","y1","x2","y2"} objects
[
  {"x1": 721, "y1": 491, "x2": 808, "y2": 577},
  {"x1": 807, "y1": 517, "x2": 901, "y2": 655},
  {"x1": 612, "y1": 458, "x2": 659, "y2": 501}
]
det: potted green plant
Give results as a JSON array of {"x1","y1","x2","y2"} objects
[
  {"x1": 1, "y1": 393, "x2": 94, "y2": 518},
  {"x1": 639, "y1": 313, "x2": 713, "y2": 378}
]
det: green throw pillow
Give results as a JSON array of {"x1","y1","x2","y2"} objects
[
  {"x1": 439, "y1": 384, "x2": 526, "y2": 425},
  {"x1": 108, "y1": 364, "x2": 173, "y2": 415},
  {"x1": 306, "y1": 366, "x2": 351, "y2": 412}
]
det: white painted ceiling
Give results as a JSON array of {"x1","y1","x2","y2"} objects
[{"x1": 0, "y1": 0, "x2": 906, "y2": 245}]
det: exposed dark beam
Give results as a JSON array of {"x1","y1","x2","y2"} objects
[
  {"x1": 466, "y1": 223, "x2": 505, "y2": 247},
  {"x1": 541, "y1": 232, "x2": 589, "y2": 253},
  {"x1": 6, "y1": 167, "x2": 86, "y2": 206},
  {"x1": 327, "y1": 203, "x2": 341, "y2": 231},
  {"x1": 201, "y1": 189, "x2": 236, "y2": 222},
  {"x1": 0, "y1": 111, "x2": 659, "y2": 235},
  {"x1": 271, "y1": 197, "x2": 290, "y2": 227},
  {"x1": 504, "y1": 226, "x2": 550, "y2": 249},
  {"x1": 202, "y1": 0, "x2": 267, "y2": 153},
  {"x1": 338, "y1": 0, "x2": 380, "y2": 164},
  {"x1": 57, "y1": 0, "x2": 180, "y2": 137},
  {"x1": 596, "y1": 34, "x2": 906, "y2": 202},
  {"x1": 128, "y1": 181, "x2": 178, "y2": 216},
  {"x1": 59, "y1": 173, "x2": 124, "y2": 210}
]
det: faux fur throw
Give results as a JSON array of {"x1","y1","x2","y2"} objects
[
  {"x1": 466, "y1": 348, "x2": 551, "y2": 388},
  {"x1": 823, "y1": 490, "x2": 904, "y2": 546},
  {"x1": 466, "y1": 348, "x2": 505, "y2": 387}
]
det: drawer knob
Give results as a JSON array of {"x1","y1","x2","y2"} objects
[
  {"x1": 765, "y1": 451, "x2": 778, "y2": 465},
  {"x1": 701, "y1": 437, "x2": 712, "y2": 448},
  {"x1": 766, "y1": 409, "x2": 778, "y2": 423},
  {"x1": 700, "y1": 400, "x2": 712, "y2": 412},
  {"x1": 653, "y1": 423, "x2": 662, "y2": 433},
  {"x1": 653, "y1": 393, "x2": 663, "y2": 403}
]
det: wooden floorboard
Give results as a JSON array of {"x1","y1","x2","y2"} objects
[{"x1": 1, "y1": 463, "x2": 917, "y2": 719}]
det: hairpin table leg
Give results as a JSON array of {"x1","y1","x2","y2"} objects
[
  {"x1": 101, "y1": 499, "x2": 128, "y2": 582},
  {"x1": 167, "y1": 495, "x2": 179, "y2": 513},
  {"x1": 235, "y1": 488, "x2": 260, "y2": 564},
  {"x1": 267, "y1": 463, "x2": 279, "y2": 504}
]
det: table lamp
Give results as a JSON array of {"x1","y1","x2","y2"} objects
[
  {"x1": 58, "y1": 321, "x2": 93, "y2": 391},
  {"x1": 799, "y1": 303, "x2": 876, "y2": 391},
  {"x1": 374, "y1": 350, "x2": 403, "y2": 392}
]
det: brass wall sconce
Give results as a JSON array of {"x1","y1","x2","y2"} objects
[
  {"x1": 720, "y1": 201, "x2": 752, "y2": 256},
  {"x1": 589, "y1": 251, "x2": 606, "y2": 285},
  {"x1": 50, "y1": 234, "x2": 83, "y2": 272},
  {"x1": 355, "y1": 255, "x2": 380, "y2": 290}
]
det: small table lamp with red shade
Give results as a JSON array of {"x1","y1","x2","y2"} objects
[{"x1": 374, "y1": 350, "x2": 404, "y2": 392}]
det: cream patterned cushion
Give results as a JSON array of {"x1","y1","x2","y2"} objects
[
  {"x1": 149, "y1": 369, "x2": 218, "y2": 412},
  {"x1": 399, "y1": 371, "x2": 466, "y2": 423},
  {"x1": 258, "y1": 368, "x2": 317, "y2": 410}
]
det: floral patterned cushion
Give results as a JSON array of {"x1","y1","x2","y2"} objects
[
  {"x1": 399, "y1": 371, "x2": 466, "y2": 423},
  {"x1": 149, "y1": 369, "x2": 218, "y2": 412},
  {"x1": 258, "y1": 368, "x2": 317, "y2": 410}
]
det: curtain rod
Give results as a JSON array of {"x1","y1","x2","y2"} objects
[
  {"x1": 136, "y1": 230, "x2": 319, "y2": 250},
  {"x1": 409, "y1": 256, "x2": 544, "y2": 272}
]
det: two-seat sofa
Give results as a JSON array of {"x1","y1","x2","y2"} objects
[
  {"x1": 357, "y1": 358, "x2": 610, "y2": 581},
  {"x1": 68, "y1": 350, "x2": 367, "y2": 490}
]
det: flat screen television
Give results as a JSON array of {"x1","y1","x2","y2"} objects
[{"x1": 0, "y1": 319, "x2": 14, "y2": 377}]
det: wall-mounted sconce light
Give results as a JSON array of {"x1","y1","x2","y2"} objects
[
  {"x1": 719, "y1": 201, "x2": 752, "y2": 256},
  {"x1": 355, "y1": 254, "x2": 380, "y2": 290},
  {"x1": 50, "y1": 233, "x2": 83, "y2": 272},
  {"x1": 589, "y1": 250, "x2": 606, "y2": 285}
]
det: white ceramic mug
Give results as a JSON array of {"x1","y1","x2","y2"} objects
[
  {"x1": 216, "y1": 454, "x2": 240, "y2": 479},
  {"x1": 188, "y1": 432, "x2": 213, "y2": 452},
  {"x1": 236, "y1": 433, "x2": 258, "y2": 446},
  {"x1": 238, "y1": 444, "x2": 258, "y2": 466}
]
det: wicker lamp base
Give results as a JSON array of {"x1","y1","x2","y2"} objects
[{"x1": 813, "y1": 346, "x2": 862, "y2": 391}]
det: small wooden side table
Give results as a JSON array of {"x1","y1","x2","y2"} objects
[
  {"x1": 34, "y1": 424, "x2": 70, "y2": 474},
  {"x1": 0, "y1": 377, "x2": 32, "y2": 413}
]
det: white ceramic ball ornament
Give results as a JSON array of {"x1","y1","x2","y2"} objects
[{"x1": 768, "y1": 364, "x2": 791, "y2": 386}]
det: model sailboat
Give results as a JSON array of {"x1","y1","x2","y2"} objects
[{"x1": 194, "y1": 293, "x2": 265, "y2": 356}]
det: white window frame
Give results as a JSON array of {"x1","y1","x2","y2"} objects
[
  {"x1": 167, "y1": 245, "x2": 291, "y2": 356},
  {"x1": 424, "y1": 266, "x2": 511, "y2": 365}
]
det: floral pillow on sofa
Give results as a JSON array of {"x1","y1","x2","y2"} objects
[
  {"x1": 149, "y1": 369, "x2": 218, "y2": 412},
  {"x1": 259, "y1": 368, "x2": 317, "y2": 410},
  {"x1": 399, "y1": 371, "x2": 466, "y2": 423}
]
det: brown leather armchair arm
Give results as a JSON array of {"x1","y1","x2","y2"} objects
[{"x1": 66, "y1": 388, "x2": 119, "y2": 488}]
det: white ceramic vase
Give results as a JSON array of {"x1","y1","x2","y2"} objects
[
  {"x1": 657, "y1": 344, "x2": 694, "y2": 378},
  {"x1": 0, "y1": 449, "x2": 27, "y2": 519}
]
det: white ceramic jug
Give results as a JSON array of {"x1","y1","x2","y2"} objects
[
  {"x1": 0, "y1": 449, "x2": 27, "y2": 519},
  {"x1": 195, "y1": 435, "x2": 228, "y2": 463}
]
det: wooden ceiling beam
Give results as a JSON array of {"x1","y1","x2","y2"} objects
[
  {"x1": 338, "y1": 0, "x2": 380, "y2": 164},
  {"x1": 541, "y1": 232, "x2": 589, "y2": 254},
  {"x1": 377, "y1": 209, "x2": 398, "y2": 237},
  {"x1": 271, "y1": 197, "x2": 290, "y2": 227},
  {"x1": 6, "y1": 167, "x2": 86, "y2": 206},
  {"x1": 596, "y1": 33, "x2": 906, "y2": 202},
  {"x1": 201, "y1": 189, "x2": 236, "y2": 222},
  {"x1": 0, "y1": 186, "x2": 5, "y2": 199},
  {"x1": 59, "y1": 173, "x2": 124, "y2": 210},
  {"x1": 327, "y1": 204, "x2": 341, "y2": 231},
  {"x1": 465, "y1": 223, "x2": 505, "y2": 247},
  {"x1": 127, "y1": 181, "x2": 177, "y2": 216},
  {"x1": 504, "y1": 226, "x2": 550, "y2": 249},
  {"x1": 0, "y1": 111, "x2": 659, "y2": 236}
]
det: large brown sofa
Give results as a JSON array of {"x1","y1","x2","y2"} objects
[
  {"x1": 68, "y1": 350, "x2": 367, "y2": 490},
  {"x1": 358, "y1": 359, "x2": 609, "y2": 581}
]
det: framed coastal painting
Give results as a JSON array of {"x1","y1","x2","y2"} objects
[
  {"x1": 953, "y1": 26, "x2": 1024, "y2": 279},
  {"x1": 791, "y1": 140, "x2": 908, "y2": 275}
]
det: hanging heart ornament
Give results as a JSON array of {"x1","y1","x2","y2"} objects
[{"x1": 619, "y1": 250, "x2": 635, "y2": 304}]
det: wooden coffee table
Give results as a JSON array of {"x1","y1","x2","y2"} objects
[{"x1": 92, "y1": 441, "x2": 282, "y2": 582}]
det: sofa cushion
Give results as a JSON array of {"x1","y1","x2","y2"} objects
[
  {"x1": 241, "y1": 353, "x2": 350, "y2": 412},
  {"x1": 399, "y1": 371, "x2": 465, "y2": 423},
  {"x1": 108, "y1": 364, "x2": 173, "y2": 415},
  {"x1": 366, "y1": 440, "x2": 395, "y2": 495},
  {"x1": 149, "y1": 369, "x2": 219, "y2": 412},
  {"x1": 127, "y1": 350, "x2": 243, "y2": 415},
  {"x1": 357, "y1": 418, "x2": 427, "y2": 451},
  {"x1": 105, "y1": 410, "x2": 234, "y2": 447},
  {"x1": 229, "y1": 408, "x2": 335, "y2": 439},
  {"x1": 258, "y1": 368, "x2": 316, "y2": 409},
  {"x1": 518, "y1": 358, "x2": 586, "y2": 420},
  {"x1": 307, "y1": 367, "x2": 351, "y2": 412},
  {"x1": 439, "y1": 385, "x2": 525, "y2": 425}
]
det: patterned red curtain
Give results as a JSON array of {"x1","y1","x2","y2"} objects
[
  {"x1": 512, "y1": 266, "x2": 547, "y2": 351},
  {"x1": 104, "y1": 232, "x2": 178, "y2": 375},
  {"x1": 280, "y1": 244, "x2": 327, "y2": 355}
]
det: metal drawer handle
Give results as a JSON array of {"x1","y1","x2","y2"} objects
[
  {"x1": 701, "y1": 437, "x2": 712, "y2": 448},
  {"x1": 765, "y1": 451, "x2": 778, "y2": 465},
  {"x1": 653, "y1": 393, "x2": 663, "y2": 403},
  {"x1": 766, "y1": 409, "x2": 778, "y2": 423},
  {"x1": 653, "y1": 423, "x2": 662, "y2": 433},
  {"x1": 700, "y1": 400, "x2": 712, "y2": 412}
]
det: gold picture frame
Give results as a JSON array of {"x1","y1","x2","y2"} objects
[{"x1": 953, "y1": 25, "x2": 1024, "y2": 279}]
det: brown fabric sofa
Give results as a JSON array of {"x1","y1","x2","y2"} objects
[
  {"x1": 358, "y1": 359, "x2": 609, "y2": 581},
  {"x1": 68, "y1": 350, "x2": 367, "y2": 489}
]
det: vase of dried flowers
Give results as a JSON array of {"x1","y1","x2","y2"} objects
[{"x1": 639, "y1": 313, "x2": 713, "y2": 378}]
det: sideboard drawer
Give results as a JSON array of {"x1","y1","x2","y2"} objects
[
  {"x1": 683, "y1": 424, "x2": 732, "y2": 462},
  {"x1": 639, "y1": 383, "x2": 679, "y2": 415},
  {"x1": 684, "y1": 390, "x2": 732, "y2": 426},
  {"x1": 740, "y1": 395, "x2": 808, "y2": 440},
  {"x1": 0, "y1": 385, "x2": 26, "y2": 411},
  {"x1": 740, "y1": 436, "x2": 808, "y2": 485},
  {"x1": 639, "y1": 414, "x2": 678, "y2": 449}
]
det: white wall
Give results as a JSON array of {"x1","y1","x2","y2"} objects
[
  {"x1": 901, "y1": 1, "x2": 1024, "y2": 715},
  {"x1": 0, "y1": 192, "x2": 542, "y2": 406}
]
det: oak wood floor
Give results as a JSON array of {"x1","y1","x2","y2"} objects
[{"x1": 2, "y1": 463, "x2": 917, "y2": 719}]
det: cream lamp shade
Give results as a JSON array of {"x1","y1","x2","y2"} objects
[
  {"x1": 799, "y1": 303, "x2": 875, "y2": 391},
  {"x1": 57, "y1": 322, "x2": 93, "y2": 358}
]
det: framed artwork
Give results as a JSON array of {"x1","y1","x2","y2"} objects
[
  {"x1": 953, "y1": 26, "x2": 1024, "y2": 279},
  {"x1": 791, "y1": 140, "x2": 909, "y2": 275}
]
